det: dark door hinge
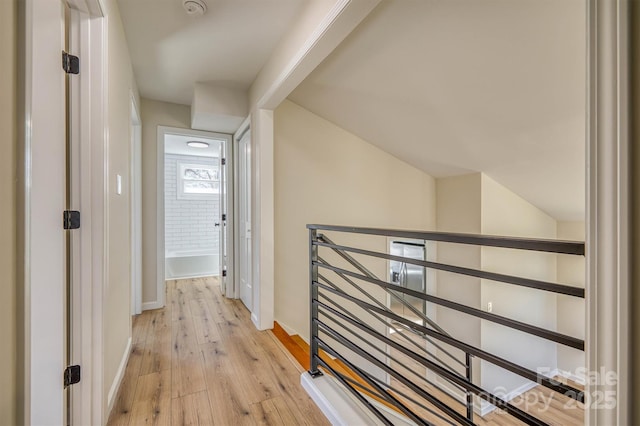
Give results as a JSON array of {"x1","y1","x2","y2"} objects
[
  {"x1": 64, "y1": 365, "x2": 81, "y2": 387},
  {"x1": 62, "y1": 51, "x2": 79, "y2": 74},
  {"x1": 221, "y1": 158, "x2": 226, "y2": 166},
  {"x1": 222, "y1": 214, "x2": 227, "y2": 221},
  {"x1": 64, "y1": 210, "x2": 81, "y2": 230},
  {"x1": 222, "y1": 270, "x2": 227, "y2": 277}
]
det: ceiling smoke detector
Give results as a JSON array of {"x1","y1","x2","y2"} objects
[{"x1": 183, "y1": 0, "x2": 207, "y2": 16}]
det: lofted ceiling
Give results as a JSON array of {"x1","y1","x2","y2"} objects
[
  {"x1": 117, "y1": 0, "x2": 307, "y2": 105},
  {"x1": 289, "y1": 0, "x2": 586, "y2": 221}
]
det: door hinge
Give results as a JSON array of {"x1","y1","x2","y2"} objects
[
  {"x1": 221, "y1": 158, "x2": 226, "y2": 166},
  {"x1": 62, "y1": 51, "x2": 80, "y2": 74},
  {"x1": 222, "y1": 214, "x2": 227, "y2": 221},
  {"x1": 64, "y1": 210, "x2": 81, "y2": 230},
  {"x1": 222, "y1": 270, "x2": 227, "y2": 277},
  {"x1": 64, "y1": 365, "x2": 81, "y2": 387}
]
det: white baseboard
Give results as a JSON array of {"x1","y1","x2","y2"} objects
[
  {"x1": 554, "y1": 368, "x2": 587, "y2": 386},
  {"x1": 276, "y1": 320, "x2": 298, "y2": 337},
  {"x1": 251, "y1": 312, "x2": 260, "y2": 329},
  {"x1": 107, "y1": 336, "x2": 132, "y2": 416},
  {"x1": 301, "y1": 372, "x2": 413, "y2": 426},
  {"x1": 476, "y1": 368, "x2": 582, "y2": 417},
  {"x1": 142, "y1": 300, "x2": 163, "y2": 311}
]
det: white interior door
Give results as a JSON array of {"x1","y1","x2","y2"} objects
[{"x1": 238, "y1": 130, "x2": 252, "y2": 310}]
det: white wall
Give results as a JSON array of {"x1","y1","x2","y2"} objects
[
  {"x1": 102, "y1": 0, "x2": 141, "y2": 417},
  {"x1": 140, "y1": 99, "x2": 191, "y2": 304},
  {"x1": 435, "y1": 174, "x2": 482, "y2": 383},
  {"x1": 0, "y1": 0, "x2": 17, "y2": 422},
  {"x1": 556, "y1": 221, "x2": 585, "y2": 379},
  {"x1": 480, "y1": 174, "x2": 558, "y2": 399},
  {"x1": 274, "y1": 99, "x2": 437, "y2": 342},
  {"x1": 164, "y1": 153, "x2": 219, "y2": 255}
]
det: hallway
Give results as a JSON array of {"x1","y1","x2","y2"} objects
[{"x1": 107, "y1": 277, "x2": 328, "y2": 426}]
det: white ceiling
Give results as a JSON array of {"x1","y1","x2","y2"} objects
[
  {"x1": 165, "y1": 133, "x2": 222, "y2": 157},
  {"x1": 118, "y1": 0, "x2": 307, "y2": 105},
  {"x1": 289, "y1": 0, "x2": 586, "y2": 221}
]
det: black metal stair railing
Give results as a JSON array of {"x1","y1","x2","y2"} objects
[{"x1": 307, "y1": 224, "x2": 585, "y2": 426}]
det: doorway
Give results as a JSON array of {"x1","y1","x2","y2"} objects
[{"x1": 156, "y1": 126, "x2": 233, "y2": 308}]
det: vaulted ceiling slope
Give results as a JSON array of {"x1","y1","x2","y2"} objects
[
  {"x1": 289, "y1": 0, "x2": 586, "y2": 221},
  {"x1": 118, "y1": 0, "x2": 307, "y2": 105}
]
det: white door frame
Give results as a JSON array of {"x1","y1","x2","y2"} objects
[
  {"x1": 233, "y1": 118, "x2": 250, "y2": 301},
  {"x1": 585, "y1": 0, "x2": 631, "y2": 424},
  {"x1": 130, "y1": 93, "x2": 142, "y2": 315},
  {"x1": 154, "y1": 126, "x2": 233, "y2": 309},
  {"x1": 20, "y1": 0, "x2": 106, "y2": 424},
  {"x1": 235, "y1": 122, "x2": 253, "y2": 312}
]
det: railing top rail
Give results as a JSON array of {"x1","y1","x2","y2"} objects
[{"x1": 307, "y1": 224, "x2": 585, "y2": 256}]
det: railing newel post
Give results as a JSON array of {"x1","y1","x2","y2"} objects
[{"x1": 309, "y1": 228, "x2": 323, "y2": 377}]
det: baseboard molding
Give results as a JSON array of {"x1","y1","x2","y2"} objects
[
  {"x1": 476, "y1": 368, "x2": 580, "y2": 417},
  {"x1": 275, "y1": 320, "x2": 298, "y2": 337},
  {"x1": 301, "y1": 372, "x2": 413, "y2": 426},
  {"x1": 142, "y1": 300, "x2": 163, "y2": 311},
  {"x1": 251, "y1": 312, "x2": 260, "y2": 329},
  {"x1": 106, "y1": 336, "x2": 132, "y2": 416},
  {"x1": 554, "y1": 368, "x2": 587, "y2": 386}
]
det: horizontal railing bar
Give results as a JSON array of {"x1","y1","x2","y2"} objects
[
  {"x1": 317, "y1": 309, "x2": 551, "y2": 426},
  {"x1": 318, "y1": 234, "x2": 377, "y2": 279},
  {"x1": 308, "y1": 224, "x2": 585, "y2": 255},
  {"x1": 317, "y1": 335, "x2": 473, "y2": 426},
  {"x1": 315, "y1": 241, "x2": 585, "y2": 298},
  {"x1": 316, "y1": 342, "x2": 433, "y2": 426},
  {"x1": 318, "y1": 259, "x2": 452, "y2": 339},
  {"x1": 314, "y1": 356, "x2": 395, "y2": 426},
  {"x1": 318, "y1": 237, "x2": 454, "y2": 336},
  {"x1": 339, "y1": 373, "x2": 457, "y2": 426},
  {"x1": 314, "y1": 284, "x2": 585, "y2": 402},
  {"x1": 315, "y1": 263, "x2": 584, "y2": 350},
  {"x1": 319, "y1": 295, "x2": 467, "y2": 393},
  {"x1": 317, "y1": 270, "x2": 467, "y2": 369}
]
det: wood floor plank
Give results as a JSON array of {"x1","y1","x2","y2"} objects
[
  {"x1": 107, "y1": 342, "x2": 145, "y2": 425},
  {"x1": 201, "y1": 341, "x2": 256, "y2": 426},
  {"x1": 133, "y1": 313, "x2": 152, "y2": 345},
  {"x1": 171, "y1": 314, "x2": 207, "y2": 398},
  {"x1": 140, "y1": 309, "x2": 172, "y2": 375},
  {"x1": 188, "y1": 298, "x2": 221, "y2": 344},
  {"x1": 250, "y1": 396, "x2": 300, "y2": 426},
  {"x1": 171, "y1": 391, "x2": 215, "y2": 426},
  {"x1": 128, "y1": 397, "x2": 171, "y2": 426}
]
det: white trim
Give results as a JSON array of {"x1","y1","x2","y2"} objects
[
  {"x1": 232, "y1": 117, "x2": 250, "y2": 300},
  {"x1": 130, "y1": 91, "x2": 142, "y2": 316},
  {"x1": 248, "y1": 0, "x2": 381, "y2": 331},
  {"x1": 90, "y1": 14, "x2": 108, "y2": 425},
  {"x1": 22, "y1": 1, "x2": 67, "y2": 423},
  {"x1": 301, "y1": 372, "x2": 414, "y2": 426},
  {"x1": 586, "y1": 0, "x2": 631, "y2": 424},
  {"x1": 142, "y1": 300, "x2": 164, "y2": 311},
  {"x1": 106, "y1": 337, "x2": 132, "y2": 416},
  {"x1": 155, "y1": 126, "x2": 232, "y2": 310}
]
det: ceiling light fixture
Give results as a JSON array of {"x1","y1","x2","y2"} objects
[
  {"x1": 182, "y1": 0, "x2": 207, "y2": 16},
  {"x1": 187, "y1": 141, "x2": 210, "y2": 149}
]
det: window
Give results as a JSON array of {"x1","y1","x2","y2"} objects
[{"x1": 177, "y1": 162, "x2": 219, "y2": 199}]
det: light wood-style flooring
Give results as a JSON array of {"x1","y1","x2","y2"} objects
[{"x1": 107, "y1": 277, "x2": 329, "y2": 426}]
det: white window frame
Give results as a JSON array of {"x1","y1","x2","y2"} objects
[{"x1": 176, "y1": 161, "x2": 220, "y2": 200}]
